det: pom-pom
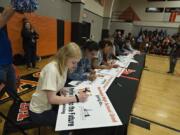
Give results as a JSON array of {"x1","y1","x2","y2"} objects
[{"x1": 11, "y1": 0, "x2": 39, "y2": 13}]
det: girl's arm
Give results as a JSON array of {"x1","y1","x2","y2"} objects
[{"x1": 46, "y1": 90, "x2": 88, "y2": 105}]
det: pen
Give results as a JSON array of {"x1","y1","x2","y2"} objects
[{"x1": 83, "y1": 88, "x2": 90, "y2": 93}]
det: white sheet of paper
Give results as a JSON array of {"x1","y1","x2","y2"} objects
[{"x1": 68, "y1": 81, "x2": 82, "y2": 86}]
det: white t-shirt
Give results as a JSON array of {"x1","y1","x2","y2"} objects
[{"x1": 30, "y1": 61, "x2": 67, "y2": 113}]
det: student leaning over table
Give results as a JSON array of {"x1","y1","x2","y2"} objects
[
  {"x1": 92, "y1": 39, "x2": 119, "y2": 69},
  {"x1": 68, "y1": 40, "x2": 99, "y2": 81},
  {"x1": 29, "y1": 43, "x2": 89, "y2": 135}
]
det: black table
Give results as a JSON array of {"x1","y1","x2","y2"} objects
[{"x1": 73, "y1": 54, "x2": 146, "y2": 135}]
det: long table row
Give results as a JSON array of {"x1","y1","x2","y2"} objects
[{"x1": 72, "y1": 53, "x2": 146, "y2": 135}]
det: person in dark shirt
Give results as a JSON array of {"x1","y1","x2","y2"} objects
[
  {"x1": 92, "y1": 40, "x2": 119, "y2": 69},
  {"x1": 0, "y1": 5, "x2": 22, "y2": 102},
  {"x1": 167, "y1": 34, "x2": 180, "y2": 74},
  {"x1": 21, "y1": 21, "x2": 39, "y2": 69},
  {"x1": 113, "y1": 30, "x2": 125, "y2": 55}
]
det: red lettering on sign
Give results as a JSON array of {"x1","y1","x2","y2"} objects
[{"x1": 17, "y1": 103, "x2": 30, "y2": 121}]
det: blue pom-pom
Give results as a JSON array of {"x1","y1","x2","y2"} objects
[{"x1": 11, "y1": 0, "x2": 39, "y2": 13}]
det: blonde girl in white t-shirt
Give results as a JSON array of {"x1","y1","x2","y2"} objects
[{"x1": 29, "y1": 42, "x2": 88, "y2": 134}]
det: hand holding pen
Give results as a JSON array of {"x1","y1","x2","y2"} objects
[
  {"x1": 76, "y1": 88, "x2": 89, "y2": 102},
  {"x1": 88, "y1": 74, "x2": 97, "y2": 81}
]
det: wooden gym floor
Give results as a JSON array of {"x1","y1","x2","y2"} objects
[
  {"x1": 128, "y1": 55, "x2": 180, "y2": 135},
  {"x1": 0, "y1": 55, "x2": 180, "y2": 135}
]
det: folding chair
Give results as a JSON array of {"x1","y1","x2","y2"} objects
[{"x1": 1, "y1": 101, "x2": 41, "y2": 135}]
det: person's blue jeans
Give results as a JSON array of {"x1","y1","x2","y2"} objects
[{"x1": 0, "y1": 64, "x2": 21, "y2": 101}]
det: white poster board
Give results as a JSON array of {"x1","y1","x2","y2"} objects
[
  {"x1": 73, "y1": 74, "x2": 116, "y2": 92},
  {"x1": 95, "y1": 67, "x2": 124, "y2": 77},
  {"x1": 55, "y1": 87, "x2": 122, "y2": 131},
  {"x1": 56, "y1": 53, "x2": 140, "y2": 131}
]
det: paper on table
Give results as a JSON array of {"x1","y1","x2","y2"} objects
[
  {"x1": 68, "y1": 81, "x2": 82, "y2": 86},
  {"x1": 55, "y1": 87, "x2": 122, "y2": 131},
  {"x1": 129, "y1": 59, "x2": 138, "y2": 63},
  {"x1": 95, "y1": 68, "x2": 123, "y2": 77},
  {"x1": 114, "y1": 60, "x2": 129, "y2": 68},
  {"x1": 75, "y1": 74, "x2": 116, "y2": 92}
]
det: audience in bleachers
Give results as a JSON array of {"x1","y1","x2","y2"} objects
[
  {"x1": 136, "y1": 29, "x2": 177, "y2": 55},
  {"x1": 112, "y1": 28, "x2": 180, "y2": 57}
]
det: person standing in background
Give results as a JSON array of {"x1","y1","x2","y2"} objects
[
  {"x1": 167, "y1": 34, "x2": 180, "y2": 74},
  {"x1": 21, "y1": 20, "x2": 39, "y2": 69}
]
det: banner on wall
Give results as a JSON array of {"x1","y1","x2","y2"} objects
[{"x1": 55, "y1": 87, "x2": 122, "y2": 131}]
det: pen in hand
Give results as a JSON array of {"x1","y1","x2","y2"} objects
[{"x1": 83, "y1": 88, "x2": 90, "y2": 93}]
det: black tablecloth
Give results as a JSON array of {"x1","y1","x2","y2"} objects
[{"x1": 74, "y1": 54, "x2": 146, "y2": 135}]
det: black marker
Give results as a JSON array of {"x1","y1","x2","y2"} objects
[{"x1": 83, "y1": 88, "x2": 90, "y2": 93}]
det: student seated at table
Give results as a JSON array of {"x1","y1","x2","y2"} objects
[
  {"x1": 68, "y1": 40, "x2": 99, "y2": 81},
  {"x1": 92, "y1": 40, "x2": 119, "y2": 69},
  {"x1": 29, "y1": 43, "x2": 89, "y2": 135},
  {"x1": 123, "y1": 38, "x2": 135, "y2": 53}
]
